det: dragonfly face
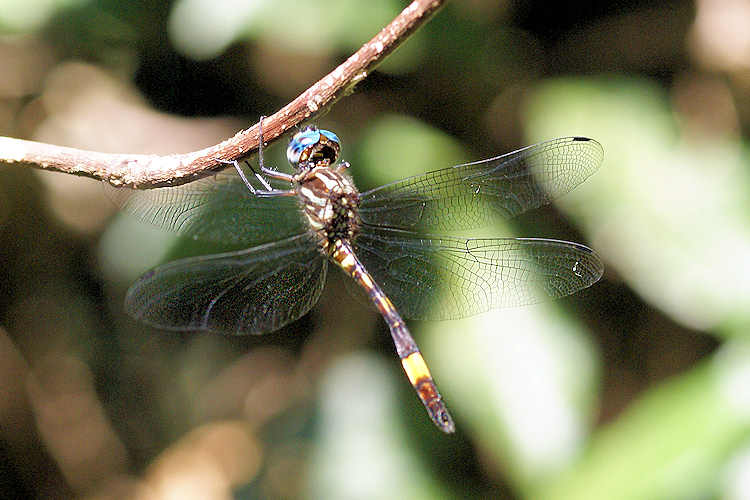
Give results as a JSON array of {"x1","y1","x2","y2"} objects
[
  {"x1": 123, "y1": 122, "x2": 605, "y2": 434},
  {"x1": 289, "y1": 127, "x2": 362, "y2": 254},
  {"x1": 286, "y1": 127, "x2": 341, "y2": 172}
]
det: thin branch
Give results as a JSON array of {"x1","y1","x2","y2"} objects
[{"x1": 0, "y1": 0, "x2": 445, "y2": 188}]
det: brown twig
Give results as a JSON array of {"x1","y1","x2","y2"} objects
[{"x1": 0, "y1": 0, "x2": 445, "y2": 188}]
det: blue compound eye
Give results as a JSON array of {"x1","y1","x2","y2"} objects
[
  {"x1": 287, "y1": 128, "x2": 321, "y2": 167},
  {"x1": 287, "y1": 126, "x2": 341, "y2": 169},
  {"x1": 320, "y1": 130, "x2": 340, "y2": 145}
]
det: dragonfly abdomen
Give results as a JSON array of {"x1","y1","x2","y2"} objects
[
  {"x1": 331, "y1": 239, "x2": 455, "y2": 433},
  {"x1": 401, "y1": 350, "x2": 455, "y2": 433}
]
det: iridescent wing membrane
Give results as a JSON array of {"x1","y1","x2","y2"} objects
[
  {"x1": 359, "y1": 136, "x2": 603, "y2": 231},
  {"x1": 353, "y1": 228, "x2": 603, "y2": 321},
  {"x1": 353, "y1": 136, "x2": 604, "y2": 320},
  {"x1": 122, "y1": 171, "x2": 305, "y2": 247},
  {"x1": 126, "y1": 233, "x2": 327, "y2": 334},
  {"x1": 123, "y1": 172, "x2": 325, "y2": 335},
  {"x1": 123, "y1": 137, "x2": 604, "y2": 334}
]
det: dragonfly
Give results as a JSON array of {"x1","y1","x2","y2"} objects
[{"x1": 123, "y1": 119, "x2": 604, "y2": 433}]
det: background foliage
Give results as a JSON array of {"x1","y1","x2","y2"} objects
[{"x1": 1, "y1": 1, "x2": 749, "y2": 498}]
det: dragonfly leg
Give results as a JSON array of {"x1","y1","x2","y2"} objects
[
  {"x1": 215, "y1": 158, "x2": 260, "y2": 193},
  {"x1": 215, "y1": 158, "x2": 273, "y2": 194},
  {"x1": 214, "y1": 115, "x2": 295, "y2": 194},
  {"x1": 255, "y1": 116, "x2": 295, "y2": 182},
  {"x1": 253, "y1": 188, "x2": 297, "y2": 198},
  {"x1": 260, "y1": 166, "x2": 294, "y2": 182},
  {"x1": 220, "y1": 116, "x2": 279, "y2": 191},
  {"x1": 249, "y1": 116, "x2": 295, "y2": 185},
  {"x1": 244, "y1": 160, "x2": 276, "y2": 191},
  {"x1": 214, "y1": 158, "x2": 293, "y2": 197},
  {"x1": 257, "y1": 115, "x2": 267, "y2": 170}
]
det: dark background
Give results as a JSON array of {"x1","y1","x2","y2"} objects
[{"x1": 1, "y1": 0, "x2": 748, "y2": 498}]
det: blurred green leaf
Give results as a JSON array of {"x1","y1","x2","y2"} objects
[
  {"x1": 524, "y1": 77, "x2": 750, "y2": 333},
  {"x1": 356, "y1": 114, "x2": 466, "y2": 189},
  {"x1": 168, "y1": 0, "x2": 424, "y2": 70},
  {"x1": 535, "y1": 341, "x2": 750, "y2": 500},
  {"x1": 425, "y1": 305, "x2": 600, "y2": 491},
  {"x1": 0, "y1": 0, "x2": 87, "y2": 32},
  {"x1": 308, "y1": 353, "x2": 448, "y2": 500}
]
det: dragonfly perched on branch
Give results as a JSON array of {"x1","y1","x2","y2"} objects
[{"x1": 123, "y1": 120, "x2": 604, "y2": 433}]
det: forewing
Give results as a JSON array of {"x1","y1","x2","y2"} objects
[
  {"x1": 125, "y1": 233, "x2": 327, "y2": 335},
  {"x1": 353, "y1": 227, "x2": 603, "y2": 320},
  {"x1": 359, "y1": 137, "x2": 603, "y2": 231},
  {"x1": 119, "y1": 171, "x2": 305, "y2": 247}
]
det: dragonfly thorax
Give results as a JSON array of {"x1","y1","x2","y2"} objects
[{"x1": 295, "y1": 165, "x2": 361, "y2": 253}]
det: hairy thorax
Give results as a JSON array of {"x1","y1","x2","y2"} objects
[{"x1": 295, "y1": 165, "x2": 361, "y2": 254}]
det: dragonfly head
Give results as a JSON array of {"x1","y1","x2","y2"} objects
[{"x1": 287, "y1": 126, "x2": 341, "y2": 170}]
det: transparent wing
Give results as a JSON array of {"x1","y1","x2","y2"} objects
[
  {"x1": 125, "y1": 233, "x2": 327, "y2": 335},
  {"x1": 119, "y1": 170, "x2": 305, "y2": 247},
  {"x1": 359, "y1": 137, "x2": 603, "y2": 231},
  {"x1": 352, "y1": 227, "x2": 603, "y2": 320}
]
